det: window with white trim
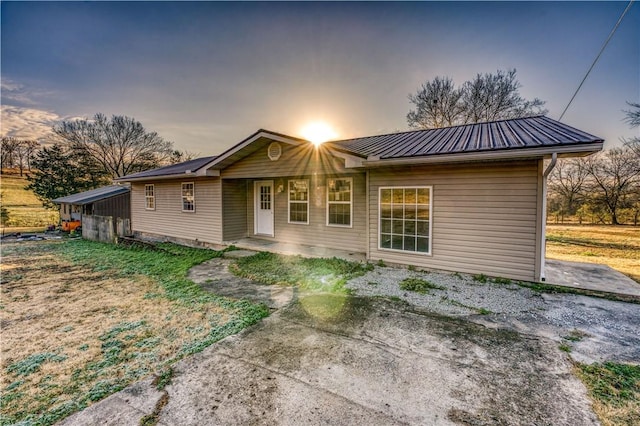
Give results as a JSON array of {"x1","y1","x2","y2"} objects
[
  {"x1": 288, "y1": 179, "x2": 309, "y2": 224},
  {"x1": 379, "y1": 187, "x2": 432, "y2": 254},
  {"x1": 145, "y1": 184, "x2": 155, "y2": 210},
  {"x1": 182, "y1": 182, "x2": 195, "y2": 212},
  {"x1": 327, "y1": 178, "x2": 352, "y2": 227}
]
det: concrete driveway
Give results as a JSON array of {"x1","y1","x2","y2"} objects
[{"x1": 62, "y1": 293, "x2": 598, "y2": 425}]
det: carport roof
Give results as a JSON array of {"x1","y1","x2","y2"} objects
[{"x1": 53, "y1": 185, "x2": 130, "y2": 206}]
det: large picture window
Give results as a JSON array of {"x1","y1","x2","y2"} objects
[
  {"x1": 145, "y1": 184, "x2": 155, "y2": 210},
  {"x1": 379, "y1": 187, "x2": 432, "y2": 254},
  {"x1": 327, "y1": 178, "x2": 352, "y2": 227},
  {"x1": 288, "y1": 179, "x2": 309, "y2": 224},
  {"x1": 182, "y1": 182, "x2": 195, "y2": 212}
]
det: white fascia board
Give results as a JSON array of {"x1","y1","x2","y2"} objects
[{"x1": 362, "y1": 143, "x2": 603, "y2": 167}]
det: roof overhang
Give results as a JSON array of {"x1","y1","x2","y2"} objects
[
  {"x1": 199, "y1": 130, "x2": 308, "y2": 172},
  {"x1": 361, "y1": 142, "x2": 604, "y2": 167}
]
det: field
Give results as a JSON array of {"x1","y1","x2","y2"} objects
[
  {"x1": 1, "y1": 174, "x2": 58, "y2": 230},
  {"x1": 0, "y1": 240, "x2": 269, "y2": 425},
  {"x1": 546, "y1": 224, "x2": 640, "y2": 284}
]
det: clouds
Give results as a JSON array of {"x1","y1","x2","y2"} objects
[{"x1": 0, "y1": 105, "x2": 61, "y2": 140}]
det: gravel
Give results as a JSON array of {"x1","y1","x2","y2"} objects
[
  {"x1": 346, "y1": 265, "x2": 640, "y2": 363},
  {"x1": 346, "y1": 266, "x2": 547, "y2": 316}
]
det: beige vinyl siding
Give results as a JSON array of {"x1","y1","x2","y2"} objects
[
  {"x1": 131, "y1": 178, "x2": 222, "y2": 244},
  {"x1": 222, "y1": 143, "x2": 349, "y2": 179},
  {"x1": 222, "y1": 180, "x2": 248, "y2": 241},
  {"x1": 239, "y1": 173, "x2": 366, "y2": 253},
  {"x1": 369, "y1": 160, "x2": 540, "y2": 281}
]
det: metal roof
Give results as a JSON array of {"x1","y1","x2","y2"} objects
[
  {"x1": 53, "y1": 185, "x2": 130, "y2": 205},
  {"x1": 329, "y1": 116, "x2": 603, "y2": 159},
  {"x1": 120, "y1": 156, "x2": 217, "y2": 180}
]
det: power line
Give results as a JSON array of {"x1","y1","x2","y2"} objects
[{"x1": 559, "y1": 0, "x2": 635, "y2": 121}]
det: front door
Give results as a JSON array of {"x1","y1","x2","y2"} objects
[{"x1": 254, "y1": 180, "x2": 274, "y2": 236}]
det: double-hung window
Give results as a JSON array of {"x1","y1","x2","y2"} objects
[
  {"x1": 182, "y1": 182, "x2": 195, "y2": 212},
  {"x1": 288, "y1": 179, "x2": 309, "y2": 224},
  {"x1": 327, "y1": 178, "x2": 352, "y2": 227},
  {"x1": 145, "y1": 184, "x2": 155, "y2": 210},
  {"x1": 379, "y1": 187, "x2": 432, "y2": 254}
]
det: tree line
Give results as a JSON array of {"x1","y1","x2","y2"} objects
[
  {"x1": 2, "y1": 114, "x2": 195, "y2": 209},
  {"x1": 547, "y1": 103, "x2": 640, "y2": 226}
]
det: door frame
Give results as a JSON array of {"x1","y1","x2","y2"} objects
[{"x1": 254, "y1": 180, "x2": 275, "y2": 237}]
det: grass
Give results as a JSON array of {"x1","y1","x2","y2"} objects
[
  {"x1": 575, "y1": 362, "x2": 640, "y2": 426},
  {"x1": 229, "y1": 251, "x2": 373, "y2": 293},
  {"x1": 1, "y1": 174, "x2": 59, "y2": 229},
  {"x1": 399, "y1": 277, "x2": 444, "y2": 294},
  {"x1": 0, "y1": 239, "x2": 269, "y2": 426},
  {"x1": 546, "y1": 224, "x2": 640, "y2": 284}
]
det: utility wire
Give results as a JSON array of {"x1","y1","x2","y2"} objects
[{"x1": 559, "y1": 0, "x2": 635, "y2": 121}]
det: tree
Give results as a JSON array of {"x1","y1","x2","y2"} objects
[
  {"x1": 26, "y1": 144, "x2": 110, "y2": 209},
  {"x1": 548, "y1": 158, "x2": 590, "y2": 220},
  {"x1": 582, "y1": 147, "x2": 640, "y2": 225},
  {"x1": 53, "y1": 113, "x2": 174, "y2": 178},
  {"x1": 1, "y1": 137, "x2": 20, "y2": 170},
  {"x1": 14, "y1": 140, "x2": 39, "y2": 176},
  {"x1": 408, "y1": 69, "x2": 547, "y2": 129},
  {"x1": 623, "y1": 102, "x2": 640, "y2": 157}
]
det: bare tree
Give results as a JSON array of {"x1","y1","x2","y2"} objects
[
  {"x1": 14, "y1": 140, "x2": 39, "y2": 176},
  {"x1": 623, "y1": 102, "x2": 640, "y2": 157},
  {"x1": 408, "y1": 69, "x2": 547, "y2": 129},
  {"x1": 1, "y1": 137, "x2": 20, "y2": 170},
  {"x1": 583, "y1": 147, "x2": 640, "y2": 225},
  {"x1": 548, "y1": 158, "x2": 590, "y2": 220},
  {"x1": 407, "y1": 77, "x2": 464, "y2": 129},
  {"x1": 53, "y1": 113, "x2": 174, "y2": 178}
]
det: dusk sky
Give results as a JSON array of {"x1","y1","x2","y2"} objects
[{"x1": 1, "y1": 1, "x2": 638, "y2": 155}]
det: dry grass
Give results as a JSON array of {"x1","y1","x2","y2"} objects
[
  {"x1": 546, "y1": 225, "x2": 640, "y2": 284},
  {"x1": 0, "y1": 240, "x2": 268, "y2": 425},
  {"x1": 1, "y1": 174, "x2": 59, "y2": 229}
]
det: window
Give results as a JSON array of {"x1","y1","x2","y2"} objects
[
  {"x1": 327, "y1": 178, "x2": 352, "y2": 227},
  {"x1": 145, "y1": 184, "x2": 155, "y2": 210},
  {"x1": 182, "y1": 182, "x2": 195, "y2": 212},
  {"x1": 379, "y1": 187, "x2": 432, "y2": 254},
  {"x1": 288, "y1": 179, "x2": 309, "y2": 224}
]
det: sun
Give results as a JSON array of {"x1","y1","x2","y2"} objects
[{"x1": 300, "y1": 121, "x2": 337, "y2": 146}]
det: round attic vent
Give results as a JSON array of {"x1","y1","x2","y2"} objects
[{"x1": 268, "y1": 142, "x2": 282, "y2": 161}]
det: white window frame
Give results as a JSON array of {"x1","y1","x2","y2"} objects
[
  {"x1": 288, "y1": 179, "x2": 309, "y2": 225},
  {"x1": 145, "y1": 184, "x2": 155, "y2": 210},
  {"x1": 378, "y1": 186, "x2": 433, "y2": 256},
  {"x1": 181, "y1": 182, "x2": 195, "y2": 213},
  {"x1": 326, "y1": 177, "x2": 353, "y2": 228}
]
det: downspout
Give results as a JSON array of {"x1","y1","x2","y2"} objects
[
  {"x1": 365, "y1": 170, "x2": 370, "y2": 261},
  {"x1": 539, "y1": 153, "x2": 557, "y2": 281}
]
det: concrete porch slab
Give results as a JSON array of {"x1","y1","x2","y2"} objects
[
  {"x1": 224, "y1": 238, "x2": 367, "y2": 263},
  {"x1": 545, "y1": 259, "x2": 640, "y2": 298}
]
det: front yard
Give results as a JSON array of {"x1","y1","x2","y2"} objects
[{"x1": 0, "y1": 240, "x2": 268, "y2": 426}]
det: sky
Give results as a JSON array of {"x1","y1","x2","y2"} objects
[{"x1": 1, "y1": 1, "x2": 638, "y2": 155}]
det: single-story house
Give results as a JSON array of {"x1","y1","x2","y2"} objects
[
  {"x1": 53, "y1": 185, "x2": 131, "y2": 233},
  {"x1": 117, "y1": 116, "x2": 603, "y2": 282}
]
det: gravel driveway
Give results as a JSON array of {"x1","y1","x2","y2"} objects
[{"x1": 347, "y1": 266, "x2": 640, "y2": 363}]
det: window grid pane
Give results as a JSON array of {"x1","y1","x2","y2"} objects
[
  {"x1": 182, "y1": 183, "x2": 195, "y2": 211},
  {"x1": 145, "y1": 185, "x2": 155, "y2": 210},
  {"x1": 289, "y1": 180, "x2": 309, "y2": 223},
  {"x1": 379, "y1": 187, "x2": 430, "y2": 254},
  {"x1": 327, "y1": 178, "x2": 352, "y2": 226}
]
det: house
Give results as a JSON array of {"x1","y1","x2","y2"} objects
[
  {"x1": 117, "y1": 116, "x2": 603, "y2": 282},
  {"x1": 53, "y1": 185, "x2": 131, "y2": 236}
]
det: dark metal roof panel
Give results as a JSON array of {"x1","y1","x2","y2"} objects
[
  {"x1": 53, "y1": 185, "x2": 130, "y2": 205},
  {"x1": 119, "y1": 156, "x2": 217, "y2": 180},
  {"x1": 332, "y1": 116, "x2": 603, "y2": 159}
]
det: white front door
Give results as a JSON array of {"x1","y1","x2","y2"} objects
[{"x1": 254, "y1": 180, "x2": 274, "y2": 236}]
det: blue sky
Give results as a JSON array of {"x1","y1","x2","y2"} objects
[{"x1": 1, "y1": 1, "x2": 638, "y2": 154}]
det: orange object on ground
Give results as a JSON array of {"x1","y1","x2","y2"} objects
[{"x1": 62, "y1": 221, "x2": 81, "y2": 232}]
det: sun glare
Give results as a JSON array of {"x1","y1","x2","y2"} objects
[{"x1": 300, "y1": 121, "x2": 337, "y2": 146}]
